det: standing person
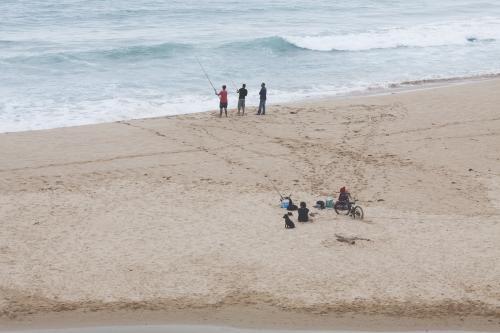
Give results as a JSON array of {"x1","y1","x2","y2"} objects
[
  {"x1": 257, "y1": 82, "x2": 267, "y2": 115},
  {"x1": 236, "y1": 83, "x2": 248, "y2": 115},
  {"x1": 216, "y1": 85, "x2": 228, "y2": 117}
]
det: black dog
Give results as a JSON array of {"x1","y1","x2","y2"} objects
[{"x1": 283, "y1": 213, "x2": 295, "y2": 229}]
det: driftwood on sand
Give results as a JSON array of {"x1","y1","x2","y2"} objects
[{"x1": 335, "y1": 234, "x2": 371, "y2": 245}]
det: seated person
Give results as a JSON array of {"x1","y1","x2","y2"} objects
[
  {"x1": 337, "y1": 186, "x2": 352, "y2": 210},
  {"x1": 286, "y1": 196, "x2": 298, "y2": 211},
  {"x1": 297, "y1": 202, "x2": 310, "y2": 222}
]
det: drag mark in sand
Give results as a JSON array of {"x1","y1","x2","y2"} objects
[{"x1": 0, "y1": 149, "x2": 202, "y2": 174}]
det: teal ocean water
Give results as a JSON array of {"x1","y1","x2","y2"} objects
[{"x1": 2, "y1": 0, "x2": 500, "y2": 132}]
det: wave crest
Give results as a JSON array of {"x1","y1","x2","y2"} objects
[
  {"x1": 282, "y1": 19, "x2": 500, "y2": 51},
  {"x1": 2, "y1": 42, "x2": 191, "y2": 64},
  {"x1": 92, "y1": 42, "x2": 191, "y2": 60},
  {"x1": 221, "y1": 36, "x2": 302, "y2": 52}
]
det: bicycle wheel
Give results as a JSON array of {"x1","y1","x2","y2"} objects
[
  {"x1": 334, "y1": 202, "x2": 350, "y2": 215},
  {"x1": 353, "y1": 206, "x2": 364, "y2": 219}
]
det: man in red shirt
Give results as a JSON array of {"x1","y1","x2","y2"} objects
[{"x1": 216, "y1": 85, "x2": 228, "y2": 117}]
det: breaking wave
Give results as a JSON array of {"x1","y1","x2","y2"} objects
[
  {"x1": 220, "y1": 36, "x2": 303, "y2": 52},
  {"x1": 282, "y1": 19, "x2": 500, "y2": 51}
]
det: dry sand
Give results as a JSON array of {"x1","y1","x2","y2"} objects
[{"x1": 0, "y1": 79, "x2": 499, "y2": 329}]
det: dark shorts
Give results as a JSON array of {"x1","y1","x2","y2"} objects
[{"x1": 219, "y1": 102, "x2": 228, "y2": 109}]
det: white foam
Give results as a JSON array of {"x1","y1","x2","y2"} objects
[
  {"x1": 0, "y1": 94, "x2": 217, "y2": 133},
  {"x1": 284, "y1": 18, "x2": 500, "y2": 51}
]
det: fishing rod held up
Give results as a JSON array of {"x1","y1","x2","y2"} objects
[
  {"x1": 230, "y1": 79, "x2": 238, "y2": 91},
  {"x1": 195, "y1": 56, "x2": 217, "y2": 93}
]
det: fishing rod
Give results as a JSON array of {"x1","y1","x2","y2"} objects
[
  {"x1": 230, "y1": 79, "x2": 238, "y2": 92},
  {"x1": 226, "y1": 73, "x2": 239, "y2": 94},
  {"x1": 265, "y1": 176, "x2": 287, "y2": 201},
  {"x1": 195, "y1": 56, "x2": 217, "y2": 94}
]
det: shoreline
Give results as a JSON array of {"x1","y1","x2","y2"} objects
[
  {"x1": 1, "y1": 78, "x2": 499, "y2": 331},
  {"x1": 2, "y1": 72, "x2": 500, "y2": 135}
]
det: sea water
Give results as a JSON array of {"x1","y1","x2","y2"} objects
[{"x1": 1, "y1": 0, "x2": 500, "y2": 132}]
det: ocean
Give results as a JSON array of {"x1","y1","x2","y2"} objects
[{"x1": 1, "y1": 0, "x2": 500, "y2": 132}]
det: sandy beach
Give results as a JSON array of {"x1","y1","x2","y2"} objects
[{"x1": 0, "y1": 79, "x2": 499, "y2": 330}]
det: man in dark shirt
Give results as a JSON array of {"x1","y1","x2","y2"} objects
[
  {"x1": 257, "y1": 82, "x2": 267, "y2": 115},
  {"x1": 236, "y1": 83, "x2": 248, "y2": 115}
]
